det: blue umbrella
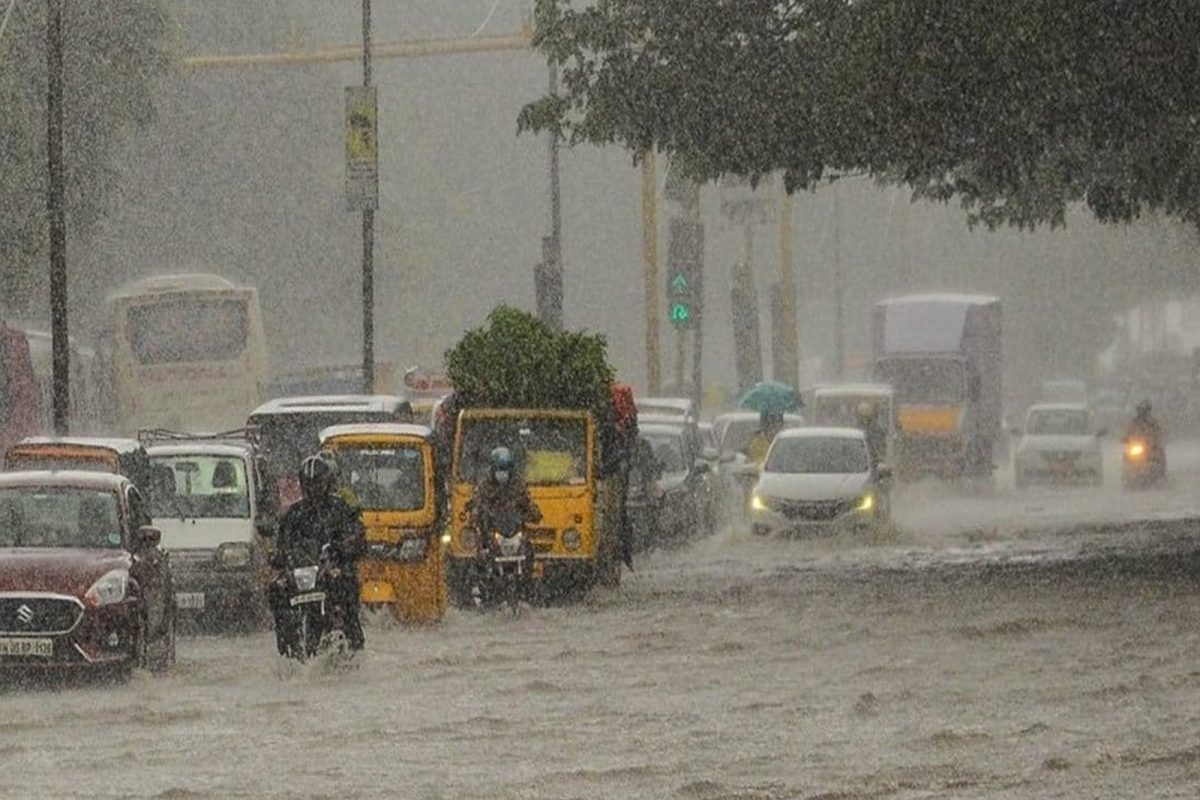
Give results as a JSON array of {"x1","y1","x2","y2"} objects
[{"x1": 737, "y1": 381, "x2": 800, "y2": 414}]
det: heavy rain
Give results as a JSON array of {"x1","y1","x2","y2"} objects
[{"x1": 2, "y1": 2, "x2": 1200, "y2": 798}]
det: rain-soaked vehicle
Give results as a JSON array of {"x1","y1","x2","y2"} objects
[
  {"x1": 144, "y1": 433, "x2": 274, "y2": 629},
  {"x1": 0, "y1": 471, "x2": 175, "y2": 677},
  {"x1": 5, "y1": 437, "x2": 153, "y2": 497},
  {"x1": 446, "y1": 408, "x2": 621, "y2": 603},
  {"x1": 319, "y1": 423, "x2": 445, "y2": 624},
  {"x1": 246, "y1": 395, "x2": 414, "y2": 510},
  {"x1": 0, "y1": 324, "x2": 39, "y2": 455}
]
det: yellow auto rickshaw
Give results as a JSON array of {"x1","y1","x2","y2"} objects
[
  {"x1": 319, "y1": 423, "x2": 446, "y2": 624},
  {"x1": 445, "y1": 408, "x2": 621, "y2": 604}
]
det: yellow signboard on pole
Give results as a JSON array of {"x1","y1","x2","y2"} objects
[{"x1": 345, "y1": 86, "x2": 378, "y2": 210}]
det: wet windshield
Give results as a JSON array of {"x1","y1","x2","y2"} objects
[
  {"x1": 765, "y1": 437, "x2": 870, "y2": 474},
  {"x1": 641, "y1": 431, "x2": 686, "y2": 475},
  {"x1": 0, "y1": 487, "x2": 122, "y2": 548},
  {"x1": 335, "y1": 445, "x2": 427, "y2": 511},
  {"x1": 456, "y1": 417, "x2": 588, "y2": 485},
  {"x1": 876, "y1": 359, "x2": 965, "y2": 404},
  {"x1": 127, "y1": 297, "x2": 249, "y2": 364},
  {"x1": 1027, "y1": 409, "x2": 1091, "y2": 436},
  {"x1": 149, "y1": 454, "x2": 250, "y2": 519}
]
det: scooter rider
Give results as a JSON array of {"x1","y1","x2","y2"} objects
[
  {"x1": 468, "y1": 447, "x2": 542, "y2": 535},
  {"x1": 269, "y1": 454, "x2": 367, "y2": 654},
  {"x1": 1125, "y1": 399, "x2": 1166, "y2": 469}
]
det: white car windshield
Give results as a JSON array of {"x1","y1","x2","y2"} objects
[
  {"x1": 150, "y1": 454, "x2": 251, "y2": 519},
  {"x1": 1027, "y1": 410, "x2": 1090, "y2": 436},
  {"x1": 765, "y1": 437, "x2": 869, "y2": 474}
]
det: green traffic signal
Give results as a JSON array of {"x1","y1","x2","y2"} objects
[{"x1": 670, "y1": 301, "x2": 692, "y2": 325}]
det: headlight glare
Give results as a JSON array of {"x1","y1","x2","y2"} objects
[
  {"x1": 855, "y1": 493, "x2": 876, "y2": 512},
  {"x1": 84, "y1": 569, "x2": 129, "y2": 607},
  {"x1": 750, "y1": 493, "x2": 767, "y2": 511},
  {"x1": 218, "y1": 542, "x2": 252, "y2": 568}
]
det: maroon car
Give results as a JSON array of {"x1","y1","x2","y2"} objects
[{"x1": 0, "y1": 471, "x2": 175, "y2": 677}]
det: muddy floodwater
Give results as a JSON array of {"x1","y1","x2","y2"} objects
[{"x1": 3, "y1": 444, "x2": 1200, "y2": 799}]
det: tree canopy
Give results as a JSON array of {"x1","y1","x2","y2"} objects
[
  {"x1": 444, "y1": 306, "x2": 615, "y2": 412},
  {"x1": 0, "y1": 1, "x2": 171, "y2": 310},
  {"x1": 519, "y1": 0, "x2": 1200, "y2": 230}
]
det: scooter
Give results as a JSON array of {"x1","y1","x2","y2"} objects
[
  {"x1": 1122, "y1": 436, "x2": 1166, "y2": 489},
  {"x1": 471, "y1": 511, "x2": 534, "y2": 613},
  {"x1": 274, "y1": 544, "x2": 353, "y2": 663}
]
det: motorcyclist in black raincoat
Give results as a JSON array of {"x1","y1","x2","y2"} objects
[{"x1": 269, "y1": 454, "x2": 367, "y2": 654}]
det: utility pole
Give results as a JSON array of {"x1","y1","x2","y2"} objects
[
  {"x1": 833, "y1": 180, "x2": 845, "y2": 379},
  {"x1": 46, "y1": 0, "x2": 69, "y2": 435},
  {"x1": 359, "y1": 0, "x2": 375, "y2": 392},
  {"x1": 641, "y1": 152, "x2": 660, "y2": 393},
  {"x1": 776, "y1": 188, "x2": 799, "y2": 387}
]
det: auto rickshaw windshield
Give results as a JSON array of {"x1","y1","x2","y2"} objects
[
  {"x1": 457, "y1": 418, "x2": 588, "y2": 486},
  {"x1": 336, "y1": 445, "x2": 427, "y2": 511}
]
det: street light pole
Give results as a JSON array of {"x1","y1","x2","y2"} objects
[
  {"x1": 46, "y1": 0, "x2": 69, "y2": 435},
  {"x1": 360, "y1": 0, "x2": 375, "y2": 392}
]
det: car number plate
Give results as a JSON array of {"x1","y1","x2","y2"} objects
[
  {"x1": 175, "y1": 592, "x2": 206, "y2": 609},
  {"x1": 0, "y1": 638, "x2": 53, "y2": 657},
  {"x1": 290, "y1": 591, "x2": 325, "y2": 607}
]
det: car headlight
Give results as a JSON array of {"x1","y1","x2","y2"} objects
[
  {"x1": 440, "y1": 532, "x2": 452, "y2": 546},
  {"x1": 84, "y1": 569, "x2": 129, "y2": 607},
  {"x1": 750, "y1": 493, "x2": 768, "y2": 511},
  {"x1": 562, "y1": 527, "x2": 582, "y2": 551},
  {"x1": 855, "y1": 493, "x2": 875, "y2": 512},
  {"x1": 218, "y1": 542, "x2": 252, "y2": 568},
  {"x1": 460, "y1": 528, "x2": 479, "y2": 550}
]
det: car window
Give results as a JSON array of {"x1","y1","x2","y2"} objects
[
  {"x1": 0, "y1": 487, "x2": 122, "y2": 548},
  {"x1": 1027, "y1": 410, "x2": 1090, "y2": 436},
  {"x1": 126, "y1": 485, "x2": 152, "y2": 530},
  {"x1": 641, "y1": 432, "x2": 686, "y2": 475},
  {"x1": 765, "y1": 437, "x2": 869, "y2": 474}
]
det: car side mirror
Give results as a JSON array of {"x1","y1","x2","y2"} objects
[
  {"x1": 702, "y1": 446, "x2": 719, "y2": 461},
  {"x1": 693, "y1": 460, "x2": 711, "y2": 475},
  {"x1": 719, "y1": 449, "x2": 737, "y2": 464},
  {"x1": 135, "y1": 525, "x2": 162, "y2": 550},
  {"x1": 876, "y1": 464, "x2": 893, "y2": 481}
]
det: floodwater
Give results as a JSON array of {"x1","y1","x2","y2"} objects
[{"x1": 2, "y1": 444, "x2": 1199, "y2": 799}]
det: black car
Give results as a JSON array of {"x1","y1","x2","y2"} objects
[{"x1": 635, "y1": 422, "x2": 714, "y2": 547}]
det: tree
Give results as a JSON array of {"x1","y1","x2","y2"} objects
[
  {"x1": 445, "y1": 306, "x2": 614, "y2": 412},
  {"x1": 0, "y1": 1, "x2": 171, "y2": 310},
  {"x1": 519, "y1": 0, "x2": 1200, "y2": 231}
]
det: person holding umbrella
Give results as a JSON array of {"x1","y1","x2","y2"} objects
[{"x1": 737, "y1": 381, "x2": 802, "y2": 464}]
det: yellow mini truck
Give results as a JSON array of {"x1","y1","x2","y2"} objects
[
  {"x1": 446, "y1": 408, "x2": 621, "y2": 604},
  {"x1": 319, "y1": 423, "x2": 446, "y2": 624}
]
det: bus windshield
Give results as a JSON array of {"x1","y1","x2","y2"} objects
[
  {"x1": 127, "y1": 297, "x2": 248, "y2": 364},
  {"x1": 456, "y1": 417, "x2": 589, "y2": 486}
]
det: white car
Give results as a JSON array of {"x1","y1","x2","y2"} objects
[
  {"x1": 1013, "y1": 403, "x2": 1104, "y2": 487},
  {"x1": 749, "y1": 427, "x2": 889, "y2": 536}
]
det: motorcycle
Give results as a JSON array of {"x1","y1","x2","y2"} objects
[
  {"x1": 471, "y1": 510, "x2": 534, "y2": 613},
  {"x1": 1122, "y1": 435, "x2": 1166, "y2": 489},
  {"x1": 273, "y1": 544, "x2": 354, "y2": 663}
]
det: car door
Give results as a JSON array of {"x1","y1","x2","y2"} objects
[{"x1": 125, "y1": 484, "x2": 171, "y2": 637}]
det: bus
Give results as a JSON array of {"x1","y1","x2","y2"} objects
[{"x1": 101, "y1": 274, "x2": 269, "y2": 434}]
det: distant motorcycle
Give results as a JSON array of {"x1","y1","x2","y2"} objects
[
  {"x1": 274, "y1": 544, "x2": 353, "y2": 663},
  {"x1": 471, "y1": 510, "x2": 534, "y2": 613},
  {"x1": 1122, "y1": 436, "x2": 1166, "y2": 489}
]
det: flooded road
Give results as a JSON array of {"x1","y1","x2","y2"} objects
[{"x1": 2, "y1": 444, "x2": 1199, "y2": 799}]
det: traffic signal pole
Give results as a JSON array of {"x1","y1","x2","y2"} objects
[{"x1": 641, "y1": 152, "x2": 661, "y2": 394}]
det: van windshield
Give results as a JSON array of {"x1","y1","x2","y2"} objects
[{"x1": 149, "y1": 454, "x2": 250, "y2": 519}]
